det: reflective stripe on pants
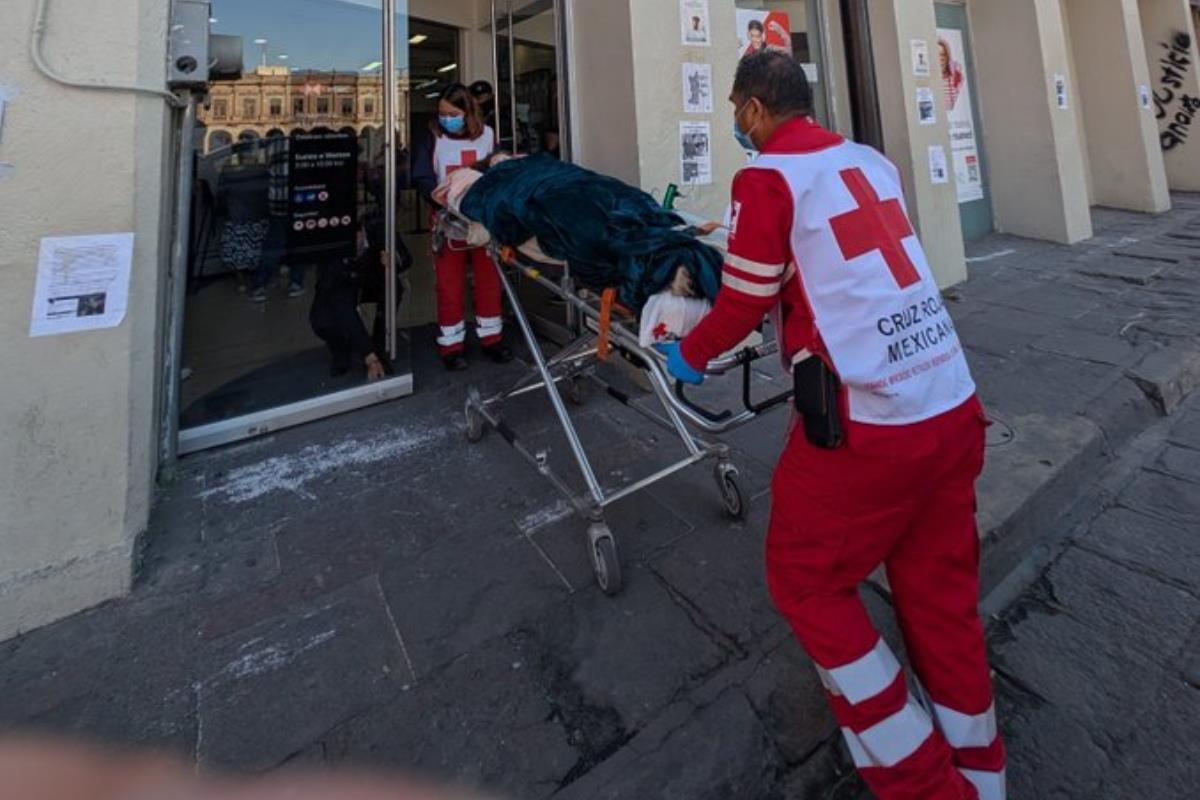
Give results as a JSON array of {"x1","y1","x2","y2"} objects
[{"x1": 766, "y1": 396, "x2": 1004, "y2": 800}]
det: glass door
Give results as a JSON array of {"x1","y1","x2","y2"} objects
[
  {"x1": 179, "y1": 0, "x2": 413, "y2": 453},
  {"x1": 491, "y1": 0, "x2": 569, "y2": 160},
  {"x1": 489, "y1": 0, "x2": 573, "y2": 342}
]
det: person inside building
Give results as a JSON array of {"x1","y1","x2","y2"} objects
[
  {"x1": 309, "y1": 213, "x2": 410, "y2": 382},
  {"x1": 469, "y1": 79, "x2": 497, "y2": 131},
  {"x1": 412, "y1": 83, "x2": 512, "y2": 371},
  {"x1": 658, "y1": 51, "x2": 1006, "y2": 800}
]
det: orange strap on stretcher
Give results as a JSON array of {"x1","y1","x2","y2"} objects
[
  {"x1": 598, "y1": 288, "x2": 617, "y2": 362},
  {"x1": 596, "y1": 289, "x2": 635, "y2": 363}
]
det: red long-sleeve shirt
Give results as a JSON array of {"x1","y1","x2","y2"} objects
[{"x1": 680, "y1": 117, "x2": 844, "y2": 371}]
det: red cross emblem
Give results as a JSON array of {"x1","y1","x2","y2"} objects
[
  {"x1": 447, "y1": 150, "x2": 479, "y2": 177},
  {"x1": 829, "y1": 168, "x2": 920, "y2": 289}
]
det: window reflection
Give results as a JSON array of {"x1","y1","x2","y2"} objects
[
  {"x1": 734, "y1": 0, "x2": 831, "y2": 127},
  {"x1": 183, "y1": 0, "x2": 410, "y2": 428}
]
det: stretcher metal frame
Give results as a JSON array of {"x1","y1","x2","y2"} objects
[{"x1": 441, "y1": 210, "x2": 792, "y2": 596}]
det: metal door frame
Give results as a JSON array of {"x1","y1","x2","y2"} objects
[
  {"x1": 489, "y1": 0, "x2": 577, "y2": 344},
  {"x1": 490, "y1": 0, "x2": 572, "y2": 159},
  {"x1": 162, "y1": 1, "x2": 414, "y2": 466},
  {"x1": 839, "y1": 0, "x2": 884, "y2": 150}
]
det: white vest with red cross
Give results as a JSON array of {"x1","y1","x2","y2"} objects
[
  {"x1": 433, "y1": 125, "x2": 496, "y2": 185},
  {"x1": 755, "y1": 142, "x2": 975, "y2": 425}
]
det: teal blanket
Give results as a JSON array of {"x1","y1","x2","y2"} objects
[{"x1": 459, "y1": 155, "x2": 722, "y2": 311}]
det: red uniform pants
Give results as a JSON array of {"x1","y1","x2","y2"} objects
[
  {"x1": 435, "y1": 242, "x2": 504, "y2": 355},
  {"x1": 766, "y1": 396, "x2": 1006, "y2": 800}
]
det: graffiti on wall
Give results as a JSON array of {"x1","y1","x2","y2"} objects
[{"x1": 1154, "y1": 31, "x2": 1200, "y2": 151}]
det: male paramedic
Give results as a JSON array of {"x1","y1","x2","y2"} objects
[{"x1": 659, "y1": 51, "x2": 1006, "y2": 800}]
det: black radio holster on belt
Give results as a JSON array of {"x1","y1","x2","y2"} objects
[{"x1": 793, "y1": 357, "x2": 846, "y2": 450}]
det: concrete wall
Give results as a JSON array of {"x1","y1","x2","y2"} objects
[
  {"x1": 567, "y1": 0, "x2": 641, "y2": 185},
  {"x1": 1065, "y1": 0, "x2": 1170, "y2": 212},
  {"x1": 1058, "y1": 3, "x2": 1096, "y2": 205},
  {"x1": 1139, "y1": 0, "x2": 1200, "y2": 190},
  {"x1": 626, "y1": 0, "x2": 746, "y2": 221},
  {"x1": 969, "y1": 0, "x2": 1093, "y2": 243},
  {"x1": 868, "y1": 0, "x2": 966, "y2": 286},
  {"x1": 0, "y1": 0, "x2": 171, "y2": 639}
]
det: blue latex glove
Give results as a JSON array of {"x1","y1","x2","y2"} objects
[{"x1": 655, "y1": 342, "x2": 705, "y2": 386}]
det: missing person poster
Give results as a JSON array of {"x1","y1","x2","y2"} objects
[
  {"x1": 936, "y1": 29, "x2": 985, "y2": 204},
  {"x1": 928, "y1": 145, "x2": 950, "y2": 185},
  {"x1": 681, "y1": 0, "x2": 711, "y2": 47},
  {"x1": 683, "y1": 63, "x2": 714, "y2": 114},
  {"x1": 29, "y1": 233, "x2": 134, "y2": 337},
  {"x1": 1054, "y1": 74, "x2": 1069, "y2": 110},
  {"x1": 912, "y1": 39, "x2": 931, "y2": 77},
  {"x1": 917, "y1": 87, "x2": 937, "y2": 125},
  {"x1": 680, "y1": 121, "x2": 712, "y2": 185},
  {"x1": 737, "y1": 10, "x2": 792, "y2": 60}
]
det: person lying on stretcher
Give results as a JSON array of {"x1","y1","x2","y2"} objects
[{"x1": 432, "y1": 153, "x2": 725, "y2": 349}]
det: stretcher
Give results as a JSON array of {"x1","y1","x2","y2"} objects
[{"x1": 439, "y1": 208, "x2": 793, "y2": 596}]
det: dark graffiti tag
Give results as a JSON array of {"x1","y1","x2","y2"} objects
[{"x1": 1154, "y1": 31, "x2": 1197, "y2": 151}]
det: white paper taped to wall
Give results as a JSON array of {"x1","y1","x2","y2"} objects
[{"x1": 29, "y1": 234, "x2": 135, "y2": 337}]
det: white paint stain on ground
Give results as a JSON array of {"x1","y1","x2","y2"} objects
[
  {"x1": 965, "y1": 248, "x2": 1016, "y2": 264},
  {"x1": 516, "y1": 499, "x2": 575, "y2": 536},
  {"x1": 218, "y1": 628, "x2": 338, "y2": 682},
  {"x1": 199, "y1": 425, "x2": 447, "y2": 504}
]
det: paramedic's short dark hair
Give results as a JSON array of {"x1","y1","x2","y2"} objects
[
  {"x1": 734, "y1": 51, "x2": 811, "y2": 116},
  {"x1": 748, "y1": 19, "x2": 764, "y2": 33}
]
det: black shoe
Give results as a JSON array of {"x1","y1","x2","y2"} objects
[
  {"x1": 483, "y1": 343, "x2": 514, "y2": 364},
  {"x1": 443, "y1": 352, "x2": 469, "y2": 372}
]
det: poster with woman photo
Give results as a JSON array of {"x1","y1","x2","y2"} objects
[
  {"x1": 681, "y1": 0, "x2": 711, "y2": 47},
  {"x1": 737, "y1": 10, "x2": 792, "y2": 60},
  {"x1": 936, "y1": 30, "x2": 984, "y2": 204}
]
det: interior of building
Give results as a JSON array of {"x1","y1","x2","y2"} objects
[{"x1": 180, "y1": 0, "x2": 563, "y2": 444}]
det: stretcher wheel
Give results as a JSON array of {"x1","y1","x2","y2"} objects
[
  {"x1": 465, "y1": 391, "x2": 485, "y2": 444},
  {"x1": 715, "y1": 462, "x2": 747, "y2": 520},
  {"x1": 587, "y1": 522, "x2": 622, "y2": 596}
]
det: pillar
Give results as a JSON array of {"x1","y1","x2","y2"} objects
[
  {"x1": 868, "y1": 0, "x2": 966, "y2": 287},
  {"x1": 567, "y1": 0, "x2": 641, "y2": 186},
  {"x1": 969, "y1": 0, "x2": 1093, "y2": 243},
  {"x1": 1065, "y1": 0, "x2": 1171, "y2": 212},
  {"x1": 1139, "y1": 0, "x2": 1200, "y2": 190},
  {"x1": 0, "y1": 0, "x2": 169, "y2": 639}
]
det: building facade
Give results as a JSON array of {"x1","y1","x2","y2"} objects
[
  {"x1": 199, "y1": 67, "x2": 387, "y2": 154},
  {"x1": 2, "y1": 0, "x2": 1200, "y2": 639}
]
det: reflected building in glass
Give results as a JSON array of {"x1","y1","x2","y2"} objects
[{"x1": 197, "y1": 66, "x2": 402, "y2": 154}]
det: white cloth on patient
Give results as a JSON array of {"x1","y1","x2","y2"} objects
[{"x1": 639, "y1": 291, "x2": 711, "y2": 348}]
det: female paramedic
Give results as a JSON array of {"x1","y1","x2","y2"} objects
[
  {"x1": 412, "y1": 83, "x2": 513, "y2": 371},
  {"x1": 661, "y1": 52, "x2": 1006, "y2": 800}
]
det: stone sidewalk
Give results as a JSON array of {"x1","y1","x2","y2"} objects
[
  {"x1": 3, "y1": 196, "x2": 1200, "y2": 799},
  {"x1": 984, "y1": 391, "x2": 1200, "y2": 799}
]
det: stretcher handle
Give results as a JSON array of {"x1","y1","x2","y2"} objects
[
  {"x1": 742, "y1": 355, "x2": 795, "y2": 415},
  {"x1": 674, "y1": 381, "x2": 734, "y2": 424}
]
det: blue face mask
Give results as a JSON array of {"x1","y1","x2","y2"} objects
[
  {"x1": 733, "y1": 100, "x2": 758, "y2": 152},
  {"x1": 440, "y1": 115, "x2": 466, "y2": 135},
  {"x1": 733, "y1": 122, "x2": 756, "y2": 152}
]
